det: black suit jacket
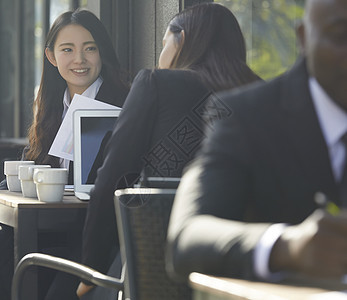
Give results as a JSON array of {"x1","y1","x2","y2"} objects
[
  {"x1": 95, "y1": 79, "x2": 127, "y2": 108},
  {"x1": 166, "y1": 59, "x2": 339, "y2": 280},
  {"x1": 82, "y1": 69, "x2": 211, "y2": 273}
]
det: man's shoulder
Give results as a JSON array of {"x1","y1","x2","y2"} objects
[
  {"x1": 217, "y1": 61, "x2": 307, "y2": 118},
  {"x1": 214, "y1": 76, "x2": 282, "y2": 122}
]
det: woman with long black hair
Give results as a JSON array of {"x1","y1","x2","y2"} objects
[
  {"x1": 79, "y1": 3, "x2": 260, "y2": 298},
  {"x1": 0, "y1": 9, "x2": 129, "y2": 300}
]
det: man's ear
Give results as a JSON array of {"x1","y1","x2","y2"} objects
[
  {"x1": 296, "y1": 23, "x2": 306, "y2": 56},
  {"x1": 45, "y1": 48, "x2": 57, "y2": 67}
]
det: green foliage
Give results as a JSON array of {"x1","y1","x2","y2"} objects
[{"x1": 215, "y1": 0, "x2": 304, "y2": 79}]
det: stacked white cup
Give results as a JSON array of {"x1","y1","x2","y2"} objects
[
  {"x1": 33, "y1": 168, "x2": 68, "y2": 202},
  {"x1": 18, "y1": 165, "x2": 51, "y2": 198},
  {"x1": 4, "y1": 161, "x2": 35, "y2": 192}
]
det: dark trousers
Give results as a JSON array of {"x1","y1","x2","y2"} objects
[
  {"x1": 81, "y1": 251, "x2": 122, "y2": 300},
  {"x1": 43, "y1": 236, "x2": 81, "y2": 300}
]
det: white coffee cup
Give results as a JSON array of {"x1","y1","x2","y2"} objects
[
  {"x1": 19, "y1": 165, "x2": 51, "y2": 198},
  {"x1": 4, "y1": 161, "x2": 35, "y2": 192},
  {"x1": 33, "y1": 168, "x2": 68, "y2": 203}
]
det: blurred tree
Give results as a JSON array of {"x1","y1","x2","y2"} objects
[{"x1": 215, "y1": 0, "x2": 304, "y2": 79}]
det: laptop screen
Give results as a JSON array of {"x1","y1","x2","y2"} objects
[{"x1": 73, "y1": 109, "x2": 121, "y2": 199}]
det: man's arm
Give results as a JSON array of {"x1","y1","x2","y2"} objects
[
  {"x1": 166, "y1": 157, "x2": 271, "y2": 280},
  {"x1": 166, "y1": 113, "x2": 270, "y2": 280}
]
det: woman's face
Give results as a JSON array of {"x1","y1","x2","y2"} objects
[
  {"x1": 158, "y1": 27, "x2": 180, "y2": 69},
  {"x1": 45, "y1": 24, "x2": 102, "y2": 98}
]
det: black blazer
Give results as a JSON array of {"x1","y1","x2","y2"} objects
[
  {"x1": 95, "y1": 79, "x2": 127, "y2": 108},
  {"x1": 166, "y1": 59, "x2": 338, "y2": 280},
  {"x1": 82, "y1": 69, "x2": 211, "y2": 273}
]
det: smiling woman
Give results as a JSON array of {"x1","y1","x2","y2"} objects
[
  {"x1": 0, "y1": 8, "x2": 129, "y2": 300},
  {"x1": 45, "y1": 24, "x2": 103, "y2": 97},
  {"x1": 25, "y1": 9, "x2": 129, "y2": 169}
]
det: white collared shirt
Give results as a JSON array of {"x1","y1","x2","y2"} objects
[
  {"x1": 62, "y1": 77, "x2": 103, "y2": 119},
  {"x1": 310, "y1": 77, "x2": 347, "y2": 182},
  {"x1": 254, "y1": 77, "x2": 347, "y2": 281},
  {"x1": 60, "y1": 77, "x2": 103, "y2": 169}
]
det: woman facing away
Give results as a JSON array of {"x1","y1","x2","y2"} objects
[
  {"x1": 0, "y1": 9, "x2": 129, "y2": 300},
  {"x1": 78, "y1": 3, "x2": 260, "y2": 298}
]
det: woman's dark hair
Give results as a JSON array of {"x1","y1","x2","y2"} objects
[
  {"x1": 168, "y1": 3, "x2": 260, "y2": 91},
  {"x1": 26, "y1": 9, "x2": 129, "y2": 166}
]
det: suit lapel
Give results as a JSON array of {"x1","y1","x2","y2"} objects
[
  {"x1": 279, "y1": 59, "x2": 338, "y2": 202},
  {"x1": 95, "y1": 81, "x2": 126, "y2": 108}
]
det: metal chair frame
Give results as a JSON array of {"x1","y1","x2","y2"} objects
[{"x1": 11, "y1": 253, "x2": 125, "y2": 300}]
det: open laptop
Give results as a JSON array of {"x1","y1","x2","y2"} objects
[{"x1": 73, "y1": 109, "x2": 121, "y2": 200}]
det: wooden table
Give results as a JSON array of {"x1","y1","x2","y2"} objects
[
  {"x1": 0, "y1": 190, "x2": 88, "y2": 299},
  {"x1": 189, "y1": 272, "x2": 347, "y2": 300}
]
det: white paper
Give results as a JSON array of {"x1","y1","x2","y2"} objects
[{"x1": 48, "y1": 94, "x2": 120, "y2": 161}]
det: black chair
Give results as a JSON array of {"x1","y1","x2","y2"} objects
[
  {"x1": 115, "y1": 188, "x2": 191, "y2": 300},
  {"x1": 11, "y1": 187, "x2": 191, "y2": 300}
]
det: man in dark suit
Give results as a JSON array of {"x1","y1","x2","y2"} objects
[{"x1": 166, "y1": 0, "x2": 347, "y2": 281}]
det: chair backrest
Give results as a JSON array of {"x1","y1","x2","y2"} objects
[{"x1": 114, "y1": 188, "x2": 191, "y2": 300}]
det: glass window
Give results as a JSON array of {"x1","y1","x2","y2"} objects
[
  {"x1": 79, "y1": 0, "x2": 88, "y2": 8},
  {"x1": 50, "y1": 0, "x2": 70, "y2": 26},
  {"x1": 0, "y1": 0, "x2": 82, "y2": 138},
  {"x1": 215, "y1": 0, "x2": 304, "y2": 80},
  {"x1": 35, "y1": 0, "x2": 44, "y2": 91},
  {"x1": 34, "y1": 0, "x2": 79, "y2": 93}
]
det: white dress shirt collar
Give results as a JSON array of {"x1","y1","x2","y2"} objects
[
  {"x1": 60, "y1": 77, "x2": 103, "y2": 168},
  {"x1": 309, "y1": 77, "x2": 347, "y2": 181},
  {"x1": 309, "y1": 77, "x2": 347, "y2": 148},
  {"x1": 62, "y1": 77, "x2": 103, "y2": 119}
]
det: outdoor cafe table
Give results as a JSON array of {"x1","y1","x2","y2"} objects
[
  {"x1": 189, "y1": 272, "x2": 347, "y2": 300},
  {"x1": 0, "y1": 190, "x2": 88, "y2": 299}
]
